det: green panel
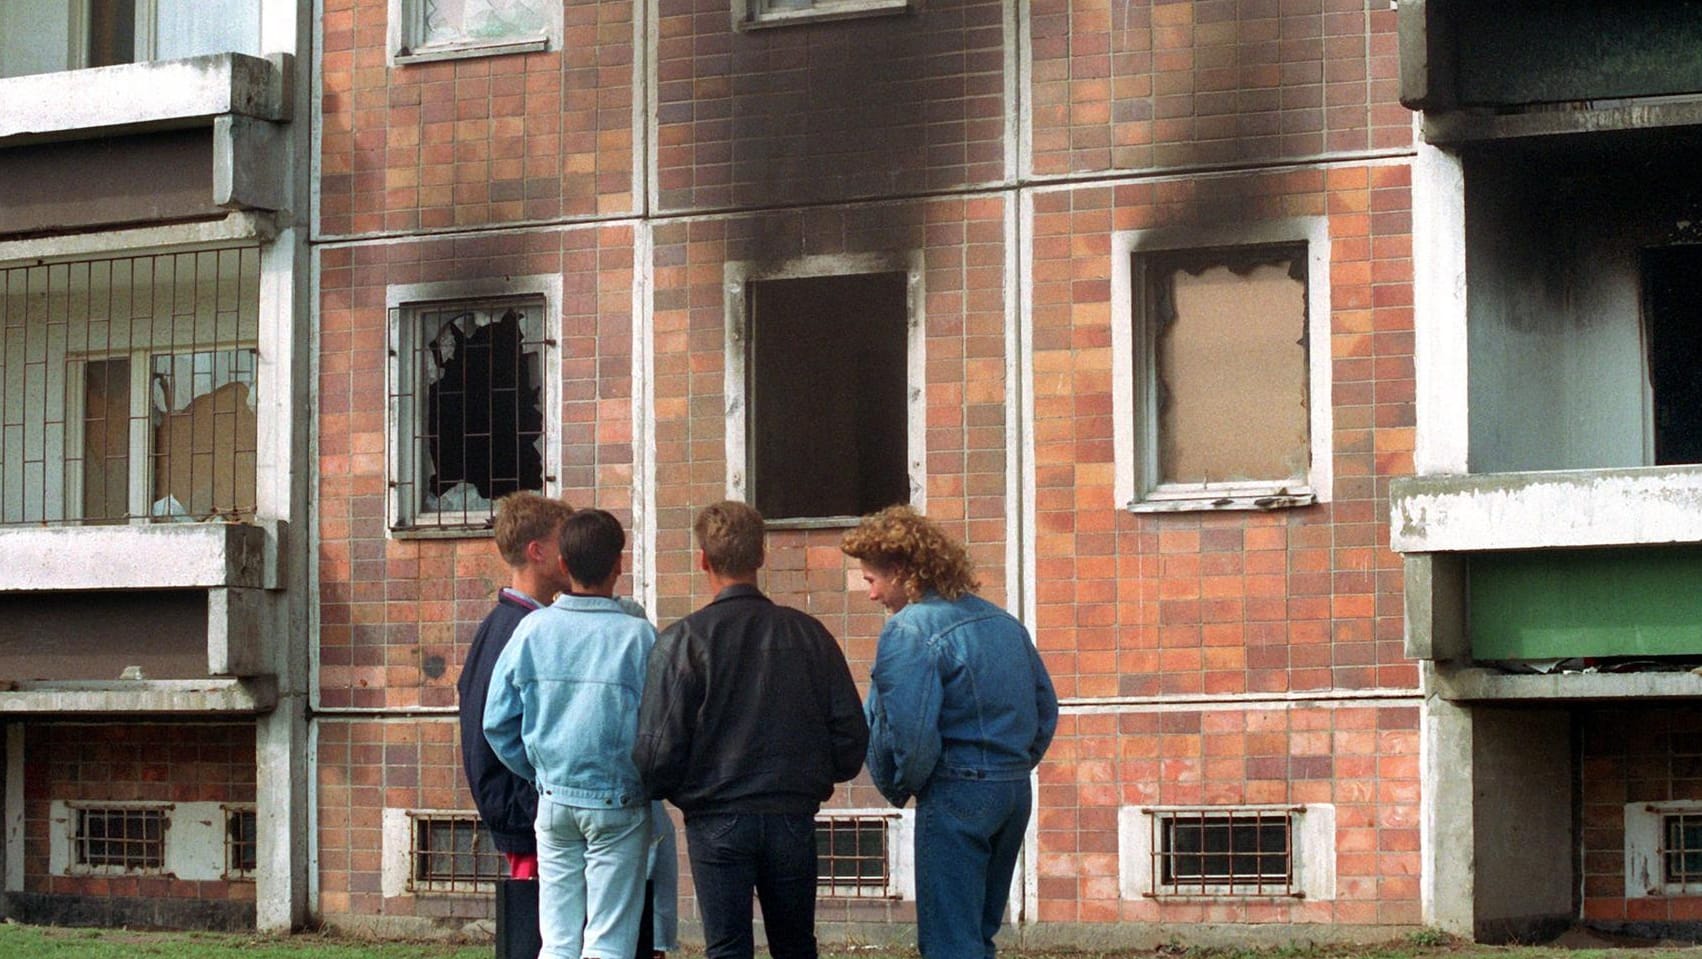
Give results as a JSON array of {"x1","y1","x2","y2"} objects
[{"x1": 1470, "y1": 548, "x2": 1702, "y2": 660}]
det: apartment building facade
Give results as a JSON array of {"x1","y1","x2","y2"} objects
[
  {"x1": 0, "y1": 0, "x2": 315, "y2": 932},
  {"x1": 311, "y1": 0, "x2": 1421, "y2": 944}
]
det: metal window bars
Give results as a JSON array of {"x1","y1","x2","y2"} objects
[
  {"x1": 1663, "y1": 812, "x2": 1702, "y2": 885},
  {"x1": 816, "y1": 814, "x2": 892, "y2": 897},
  {"x1": 0, "y1": 248, "x2": 261, "y2": 527},
  {"x1": 409, "y1": 813, "x2": 505, "y2": 894},
  {"x1": 388, "y1": 298, "x2": 548, "y2": 530},
  {"x1": 225, "y1": 805, "x2": 258, "y2": 879},
  {"x1": 74, "y1": 805, "x2": 168, "y2": 872},
  {"x1": 1148, "y1": 807, "x2": 1298, "y2": 898}
]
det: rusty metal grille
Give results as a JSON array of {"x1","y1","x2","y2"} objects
[
  {"x1": 1149, "y1": 808, "x2": 1296, "y2": 897},
  {"x1": 410, "y1": 813, "x2": 504, "y2": 893},
  {"x1": 74, "y1": 806, "x2": 168, "y2": 872},
  {"x1": 225, "y1": 805, "x2": 258, "y2": 879},
  {"x1": 389, "y1": 298, "x2": 548, "y2": 530},
  {"x1": 816, "y1": 814, "x2": 892, "y2": 897},
  {"x1": 1663, "y1": 813, "x2": 1702, "y2": 884},
  {"x1": 0, "y1": 248, "x2": 261, "y2": 527}
]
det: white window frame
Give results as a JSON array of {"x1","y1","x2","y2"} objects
[
  {"x1": 1118, "y1": 804, "x2": 1336, "y2": 900},
  {"x1": 387, "y1": 0, "x2": 561, "y2": 65},
  {"x1": 722, "y1": 252, "x2": 926, "y2": 528},
  {"x1": 1625, "y1": 800, "x2": 1702, "y2": 898},
  {"x1": 1111, "y1": 218, "x2": 1333, "y2": 513},
  {"x1": 732, "y1": 0, "x2": 912, "y2": 30},
  {"x1": 0, "y1": 0, "x2": 261, "y2": 77},
  {"x1": 816, "y1": 808, "x2": 915, "y2": 900},
  {"x1": 385, "y1": 275, "x2": 561, "y2": 536}
]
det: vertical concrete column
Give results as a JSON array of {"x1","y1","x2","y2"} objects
[{"x1": 1422, "y1": 688, "x2": 1477, "y2": 936}]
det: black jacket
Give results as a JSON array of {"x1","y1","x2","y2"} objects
[
  {"x1": 633, "y1": 584, "x2": 868, "y2": 816},
  {"x1": 457, "y1": 590, "x2": 541, "y2": 855}
]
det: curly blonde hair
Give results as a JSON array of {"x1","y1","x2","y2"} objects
[{"x1": 840, "y1": 505, "x2": 979, "y2": 603}]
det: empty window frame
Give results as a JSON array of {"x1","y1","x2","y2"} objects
[
  {"x1": 0, "y1": 249, "x2": 262, "y2": 527},
  {"x1": 1113, "y1": 221, "x2": 1332, "y2": 512},
  {"x1": 733, "y1": 0, "x2": 910, "y2": 30},
  {"x1": 1119, "y1": 804, "x2": 1334, "y2": 900},
  {"x1": 225, "y1": 805, "x2": 258, "y2": 879},
  {"x1": 729, "y1": 260, "x2": 924, "y2": 524},
  {"x1": 1642, "y1": 246, "x2": 1702, "y2": 466},
  {"x1": 72, "y1": 804, "x2": 168, "y2": 873},
  {"x1": 389, "y1": 296, "x2": 550, "y2": 531},
  {"x1": 390, "y1": 0, "x2": 558, "y2": 62},
  {"x1": 410, "y1": 812, "x2": 505, "y2": 894},
  {"x1": 0, "y1": 0, "x2": 261, "y2": 79}
]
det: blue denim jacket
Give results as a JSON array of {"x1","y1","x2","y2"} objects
[
  {"x1": 484, "y1": 595, "x2": 655, "y2": 808},
  {"x1": 864, "y1": 592, "x2": 1059, "y2": 807}
]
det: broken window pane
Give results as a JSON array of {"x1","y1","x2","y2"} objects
[
  {"x1": 1148, "y1": 247, "x2": 1310, "y2": 487},
  {"x1": 418, "y1": 0, "x2": 548, "y2": 48},
  {"x1": 747, "y1": 273, "x2": 910, "y2": 521},
  {"x1": 405, "y1": 300, "x2": 546, "y2": 526},
  {"x1": 150, "y1": 349, "x2": 258, "y2": 522}
]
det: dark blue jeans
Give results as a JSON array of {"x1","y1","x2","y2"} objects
[
  {"x1": 684, "y1": 812, "x2": 819, "y2": 959},
  {"x1": 915, "y1": 777, "x2": 1032, "y2": 959}
]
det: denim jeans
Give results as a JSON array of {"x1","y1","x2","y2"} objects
[
  {"x1": 535, "y1": 800, "x2": 651, "y2": 959},
  {"x1": 684, "y1": 812, "x2": 819, "y2": 959},
  {"x1": 914, "y1": 777, "x2": 1031, "y2": 959}
]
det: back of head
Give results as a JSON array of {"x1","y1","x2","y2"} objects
[
  {"x1": 694, "y1": 500, "x2": 765, "y2": 577},
  {"x1": 841, "y1": 505, "x2": 979, "y2": 603},
  {"x1": 493, "y1": 492, "x2": 572, "y2": 566},
  {"x1": 558, "y1": 508, "x2": 626, "y2": 586}
]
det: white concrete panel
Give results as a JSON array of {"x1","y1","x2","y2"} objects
[
  {"x1": 0, "y1": 53, "x2": 289, "y2": 142},
  {"x1": 0, "y1": 523, "x2": 270, "y2": 591},
  {"x1": 1391, "y1": 466, "x2": 1702, "y2": 553}
]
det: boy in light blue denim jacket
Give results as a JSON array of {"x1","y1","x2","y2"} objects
[{"x1": 485, "y1": 508, "x2": 656, "y2": 959}]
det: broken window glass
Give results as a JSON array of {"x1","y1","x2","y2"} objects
[
  {"x1": 418, "y1": 0, "x2": 548, "y2": 48},
  {"x1": 149, "y1": 349, "x2": 258, "y2": 522},
  {"x1": 411, "y1": 302, "x2": 546, "y2": 525},
  {"x1": 1146, "y1": 246, "x2": 1310, "y2": 488}
]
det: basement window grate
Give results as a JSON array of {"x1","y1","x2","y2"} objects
[
  {"x1": 410, "y1": 813, "x2": 504, "y2": 893},
  {"x1": 1149, "y1": 807, "x2": 1297, "y2": 897},
  {"x1": 816, "y1": 814, "x2": 893, "y2": 898},
  {"x1": 74, "y1": 805, "x2": 168, "y2": 872}
]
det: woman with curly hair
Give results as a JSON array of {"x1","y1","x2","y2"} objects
[{"x1": 841, "y1": 505, "x2": 1058, "y2": 959}]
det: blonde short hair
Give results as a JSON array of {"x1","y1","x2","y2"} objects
[
  {"x1": 492, "y1": 493, "x2": 572, "y2": 566},
  {"x1": 693, "y1": 501, "x2": 766, "y2": 576}
]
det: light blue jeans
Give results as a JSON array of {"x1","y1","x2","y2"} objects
[{"x1": 536, "y1": 800, "x2": 651, "y2": 959}]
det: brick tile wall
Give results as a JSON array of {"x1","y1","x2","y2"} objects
[
  {"x1": 320, "y1": 0, "x2": 636, "y2": 237},
  {"x1": 1029, "y1": 0, "x2": 1408, "y2": 177},
  {"x1": 23, "y1": 723, "x2": 255, "y2": 902},
  {"x1": 654, "y1": 0, "x2": 1008, "y2": 212},
  {"x1": 1037, "y1": 704, "x2": 1420, "y2": 924},
  {"x1": 1028, "y1": 164, "x2": 1416, "y2": 702},
  {"x1": 317, "y1": 225, "x2": 639, "y2": 709}
]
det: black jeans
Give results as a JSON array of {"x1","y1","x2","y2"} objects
[{"x1": 684, "y1": 812, "x2": 818, "y2": 959}]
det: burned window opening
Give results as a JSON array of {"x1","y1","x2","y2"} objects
[
  {"x1": 397, "y1": 298, "x2": 548, "y2": 528},
  {"x1": 1643, "y1": 245, "x2": 1702, "y2": 466},
  {"x1": 1144, "y1": 244, "x2": 1310, "y2": 489},
  {"x1": 746, "y1": 272, "x2": 910, "y2": 521}
]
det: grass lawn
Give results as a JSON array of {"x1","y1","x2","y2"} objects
[{"x1": 6, "y1": 927, "x2": 1702, "y2": 959}]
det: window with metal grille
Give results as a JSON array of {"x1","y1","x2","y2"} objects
[
  {"x1": 1664, "y1": 813, "x2": 1702, "y2": 885},
  {"x1": 816, "y1": 813, "x2": 895, "y2": 898},
  {"x1": 73, "y1": 805, "x2": 167, "y2": 872},
  {"x1": 225, "y1": 806, "x2": 258, "y2": 879},
  {"x1": 389, "y1": 297, "x2": 549, "y2": 531},
  {"x1": 0, "y1": 249, "x2": 262, "y2": 527},
  {"x1": 1150, "y1": 808, "x2": 1295, "y2": 897},
  {"x1": 410, "y1": 813, "x2": 504, "y2": 893}
]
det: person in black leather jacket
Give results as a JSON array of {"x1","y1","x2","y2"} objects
[{"x1": 633, "y1": 500, "x2": 868, "y2": 959}]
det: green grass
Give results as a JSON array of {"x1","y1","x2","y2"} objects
[{"x1": 8, "y1": 926, "x2": 1702, "y2": 959}]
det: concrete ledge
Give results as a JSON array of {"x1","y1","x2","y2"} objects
[
  {"x1": 0, "y1": 523, "x2": 270, "y2": 592},
  {"x1": 0, "y1": 53, "x2": 291, "y2": 145},
  {"x1": 0, "y1": 677, "x2": 275, "y2": 714},
  {"x1": 1432, "y1": 667, "x2": 1702, "y2": 703},
  {"x1": 1392, "y1": 466, "x2": 1702, "y2": 553},
  {"x1": 1424, "y1": 96, "x2": 1702, "y2": 145}
]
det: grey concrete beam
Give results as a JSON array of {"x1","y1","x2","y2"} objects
[
  {"x1": 215, "y1": 115, "x2": 288, "y2": 211},
  {"x1": 208, "y1": 588, "x2": 268, "y2": 677},
  {"x1": 1391, "y1": 466, "x2": 1702, "y2": 553},
  {"x1": 0, "y1": 677, "x2": 276, "y2": 714},
  {"x1": 1423, "y1": 96, "x2": 1702, "y2": 145},
  {"x1": 0, "y1": 53, "x2": 291, "y2": 145},
  {"x1": 1403, "y1": 553, "x2": 1467, "y2": 662},
  {"x1": 0, "y1": 524, "x2": 271, "y2": 592},
  {"x1": 1433, "y1": 666, "x2": 1702, "y2": 702}
]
